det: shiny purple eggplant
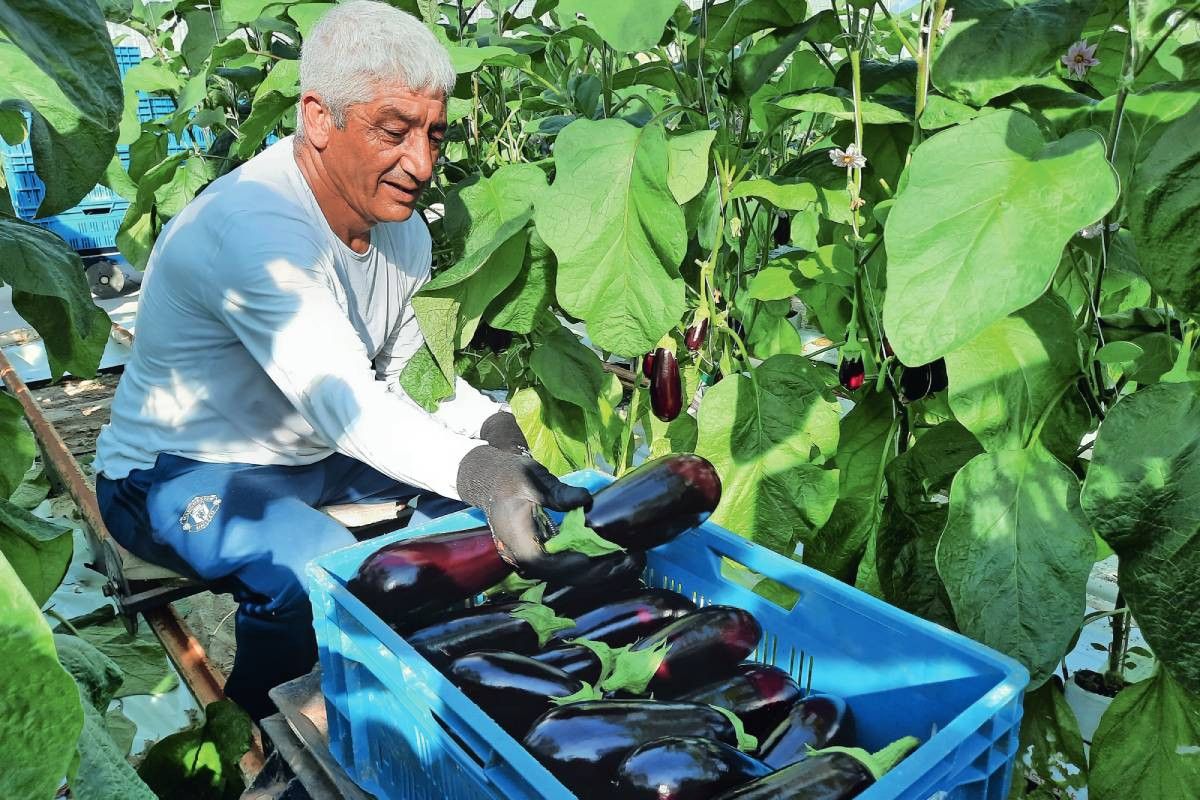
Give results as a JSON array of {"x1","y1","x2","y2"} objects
[
  {"x1": 673, "y1": 663, "x2": 801, "y2": 741},
  {"x1": 627, "y1": 605, "x2": 762, "y2": 695},
  {"x1": 757, "y1": 693, "x2": 855, "y2": 768},
  {"x1": 614, "y1": 736, "x2": 771, "y2": 800},
  {"x1": 449, "y1": 650, "x2": 584, "y2": 737}
]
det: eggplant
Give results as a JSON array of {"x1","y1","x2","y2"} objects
[
  {"x1": 642, "y1": 351, "x2": 656, "y2": 380},
  {"x1": 627, "y1": 606, "x2": 762, "y2": 695},
  {"x1": 685, "y1": 317, "x2": 709, "y2": 352},
  {"x1": 673, "y1": 664, "x2": 801, "y2": 741},
  {"x1": 650, "y1": 346, "x2": 682, "y2": 421},
  {"x1": 584, "y1": 453, "x2": 722, "y2": 550},
  {"x1": 773, "y1": 213, "x2": 791, "y2": 246},
  {"x1": 838, "y1": 358, "x2": 865, "y2": 391},
  {"x1": 552, "y1": 589, "x2": 697, "y2": 647},
  {"x1": 348, "y1": 527, "x2": 511, "y2": 628},
  {"x1": 540, "y1": 552, "x2": 646, "y2": 616},
  {"x1": 406, "y1": 602, "x2": 539, "y2": 666},
  {"x1": 523, "y1": 700, "x2": 741, "y2": 800},
  {"x1": 758, "y1": 693, "x2": 855, "y2": 769},
  {"x1": 531, "y1": 643, "x2": 604, "y2": 684},
  {"x1": 713, "y1": 737, "x2": 920, "y2": 800},
  {"x1": 449, "y1": 650, "x2": 584, "y2": 737},
  {"x1": 898, "y1": 358, "x2": 948, "y2": 403},
  {"x1": 614, "y1": 736, "x2": 771, "y2": 800}
]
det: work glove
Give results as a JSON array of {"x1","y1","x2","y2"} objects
[
  {"x1": 458, "y1": 445, "x2": 625, "y2": 584},
  {"x1": 479, "y1": 410, "x2": 529, "y2": 455}
]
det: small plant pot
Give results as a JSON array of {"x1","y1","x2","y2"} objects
[{"x1": 1065, "y1": 669, "x2": 1117, "y2": 743}]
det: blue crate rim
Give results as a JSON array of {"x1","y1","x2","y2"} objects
[{"x1": 307, "y1": 468, "x2": 1029, "y2": 799}]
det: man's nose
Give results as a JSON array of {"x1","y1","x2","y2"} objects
[{"x1": 400, "y1": 136, "x2": 435, "y2": 185}]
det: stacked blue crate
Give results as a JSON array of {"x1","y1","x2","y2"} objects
[{"x1": 2, "y1": 45, "x2": 209, "y2": 252}]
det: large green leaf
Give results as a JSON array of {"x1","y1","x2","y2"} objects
[
  {"x1": 56, "y1": 634, "x2": 158, "y2": 800},
  {"x1": 66, "y1": 612, "x2": 179, "y2": 698},
  {"x1": 0, "y1": 393, "x2": 35, "y2": 499},
  {"x1": 883, "y1": 110, "x2": 1118, "y2": 365},
  {"x1": 936, "y1": 445, "x2": 1094, "y2": 686},
  {"x1": 557, "y1": 0, "x2": 678, "y2": 53},
  {"x1": 398, "y1": 343, "x2": 453, "y2": 411},
  {"x1": 0, "y1": 552, "x2": 83, "y2": 800},
  {"x1": 933, "y1": 0, "x2": 1095, "y2": 105},
  {"x1": 138, "y1": 700, "x2": 253, "y2": 800},
  {"x1": 771, "y1": 88, "x2": 912, "y2": 124},
  {"x1": 485, "y1": 228, "x2": 555, "y2": 335},
  {"x1": 444, "y1": 163, "x2": 547, "y2": 256},
  {"x1": 805, "y1": 391, "x2": 897, "y2": 583},
  {"x1": 945, "y1": 294, "x2": 1082, "y2": 451},
  {"x1": 1009, "y1": 679, "x2": 1088, "y2": 797},
  {"x1": 1128, "y1": 105, "x2": 1200, "y2": 317},
  {"x1": 877, "y1": 422, "x2": 982, "y2": 628},
  {"x1": 0, "y1": 0, "x2": 123, "y2": 216},
  {"x1": 1080, "y1": 382, "x2": 1200, "y2": 693},
  {"x1": 510, "y1": 386, "x2": 589, "y2": 476},
  {"x1": 730, "y1": 19, "x2": 820, "y2": 102},
  {"x1": 413, "y1": 211, "x2": 532, "y2": 381},
  {"x1": 0, "y1": 497, "x2": 73, "y2": 608},
  {"x1": 0, "y1": 217, "x2": 110, "y2": 378},
  {"x1": 665, "y1": 130, "x2": 716, "y2": 205},
  {"x1": 703, "y1": 0, "x2": 809, "y2": 53},
  {"x1": 536, "y1": 118, "x2": 686, "y2": 356},
  {"x1": 696, "y1": 355, "x2": 841, "y2": 554},
  {"x1": 233, "y1": 59, "x2": 299, "y2": 159},
  {"x1": 115, "y1": 151, "x2": 187, "y2": 269},
  {"x1": 529, "y1": 319, "x2": 609, "y2": 413},
  {"x1": 1088, "y1": 668, "x2": 1200, "y2": 800}
]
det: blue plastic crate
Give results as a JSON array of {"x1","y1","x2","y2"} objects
[
  {"x1": 32, "y1": 208, "x2": 125, "y2": 253},
  {"x1": 115, "y1": 45, "x2": 141, "y2": 77},
  {"x1": 307, "y1": 469, "x2": 1029, "y2": 800}
]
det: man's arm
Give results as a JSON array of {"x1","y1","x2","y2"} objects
[{"x1": 209, "y1": 230, "x2": 483, "y2": 499}]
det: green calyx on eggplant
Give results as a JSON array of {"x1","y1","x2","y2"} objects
[
  {"x1": 523, "y1": 700, "x2": 743, "y2": 800},
  {"x1": 712, "y1": 736, "x2": 920, "y2": 799},
  {"x1": 897, "y1": 358, "x2": 948, "y2": 403},
  {"x1": 757, "y1": 692, "x2": 854, "y2": 768},
  {"x1": 614, "y1": 736, "x2": 771, "y2": 800},
  {"x1": 583, "y1": 453, "x2": 722, "y2": 550},
  {"x1": 552, "y1": 589, "x2": 697, "y2": 647},
  {"x1": 448, "y1": 650, "x2": 587, "y2": 738},
  {"x1": 673, "y1": 664, "x2": 802, "y2": 742},
  {"x1": 348, "y1": 527, "x2": 512, "y2": 628},
  {"x1": 650, "y1": 341, "x2": 683, "y2": 421},
  {"x1": 611, "y1": 605, "x2": 762, "y2": 695}
]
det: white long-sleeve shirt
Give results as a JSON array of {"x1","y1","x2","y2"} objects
[{"x1": 94, "y1": 136, "x2": 500, "y2": 499}]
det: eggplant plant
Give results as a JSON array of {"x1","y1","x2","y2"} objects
[{"x1": 3, "y1": 0, "x2": 1200, "y2": 798}]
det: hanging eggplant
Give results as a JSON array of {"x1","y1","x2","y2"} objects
[{"x1": 650, "y1": 341, "x2": 682, "y2": 422}]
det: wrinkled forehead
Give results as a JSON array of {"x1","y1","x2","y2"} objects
[{"x1": 361, "y1": 81, "x2": 447, "y2": 121}]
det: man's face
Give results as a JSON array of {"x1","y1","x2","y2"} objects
[{"x1": 321, "y1": 84, "x2": 447, "y2": 224}]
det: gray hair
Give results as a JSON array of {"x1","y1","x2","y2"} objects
[{"x1": 295, "y1": 0, "x2": 457, "y2": 140}]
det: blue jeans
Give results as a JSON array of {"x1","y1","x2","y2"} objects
[{"x1": 96, "y1": 452, "x2": 466, "y2": 721}]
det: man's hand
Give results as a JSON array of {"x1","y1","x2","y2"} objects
[
  {"x1": 479, "y1": 411, "x2": 529, "y2": 455},
  {"x1": 457, "y1": 445, "x2": 610, "y2": 582}
]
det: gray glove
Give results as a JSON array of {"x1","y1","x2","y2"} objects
[
  {"x1": 480, "y1": 411, "x2": 529, "y2": 455},
  {"x1": 457, "y1": 445, "x2": 601, "y2": 581}
]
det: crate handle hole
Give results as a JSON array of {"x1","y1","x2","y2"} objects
[
  {"x1": 431, "y1": 707, "x2": 490, "y2": 771},
  {"x1": 82, "y1": 206, "x2": 113, "y2": 215},
  {"x1": 718, "y1": 556, "x2": 802, "y2": 611}
]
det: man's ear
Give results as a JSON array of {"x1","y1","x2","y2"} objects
[{"x1": 299, "y1": 92, "x2": 333, "y2": 148}]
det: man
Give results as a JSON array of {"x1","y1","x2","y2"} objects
[{"x1": 94, "y1": 0, "x2": 591, "y2": 722}]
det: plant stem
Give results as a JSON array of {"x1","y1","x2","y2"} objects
[
  {"x1": 617, "y1": 361, "x2": 643, "y2": 476},
  {"x1": 874, "y1": 0, "x2": 919, "y2": 57},
  {"x1": 1106, "y1": 589, "x2": 1131, "y2": 684}
]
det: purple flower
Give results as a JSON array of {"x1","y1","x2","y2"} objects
[
  {"x1": 829, "y1": 142, "x2": 867, "y2": 169},
  {"x1": 1062, "y1": 41, "x2": 1100, "y2": 78}
]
